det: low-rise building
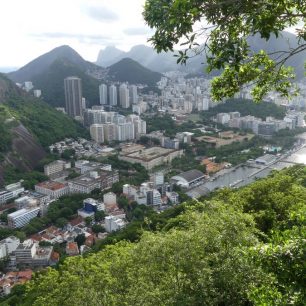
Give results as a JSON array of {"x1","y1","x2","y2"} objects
[
  {"x1": 78, "y1": 198, "x2": 104, "y2": 218},
  {"x1": 119, "y1": 146, "x2": 183, "y2": 170},
  {"x1": 0, "y1": 182, "x2": 24, "y2": 205},
  {"x1": 105, "y1": 216, "x2": 126, "y2": 233},
  {"x1": 68, "y1": 170, "x2": 119, "y2": 194},
  {"x1": 44, "y1": 160, "x2": 71, "y2": 177},
  {"x1": 14, "y1": 239, "x2": 53, "y2": 267},
  {"x1": 7, "y1": 207, "x2": 40, "y2": 228},
  {"x1": 0, "y1": 236, "x2": 20, "y2": 259},
  {"x1": 66, "y1": 242, "x2": 79, "y2": 256},
  {"x1": 35, "y1": 181, "x2": 69, "y2": 199},
  {"x1": 171, "y1": 169, "x2": 205, "y2": 189}
]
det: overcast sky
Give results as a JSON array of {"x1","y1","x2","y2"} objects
[{"x1": 0, "y1": 0, "x2": 152, "y2": 68}]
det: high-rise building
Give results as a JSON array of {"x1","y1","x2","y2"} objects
[
  {"x1": 90, "y1": 124, "x2": 105, "y2": 143},
  {"x1": 109, "y1": 85, "x2": 117, "y2": 106},
  {"x1": 129, "y1": 85, "x2": 138, "y2": 104},
  {"x1": 119, "y1": 84, "x2": 130, "y2": 108},
  {"x1": 103, "y1": 123, "x2": 117, "y2": 142},
  {"x1": 64, "y1": 77, "x2": 83, "y2": 118},
  {"x1": 99, "y1": 84, "x2": 108, "y2": 105}
]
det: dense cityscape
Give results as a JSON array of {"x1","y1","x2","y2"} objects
[{"x1": 0, "y1": 0, "x2": 305, "y2": 305}]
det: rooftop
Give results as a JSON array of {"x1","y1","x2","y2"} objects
[
  {"x1": 174, "y1": 169, "x2": 205, "y2": 183},
  {"x1": 8, "y1": 207, "x2": 39, "y2": 219},
  {"x1": 123, "y1": 147, "x2": 178, "y2": 162},
  {"x1": 36, "y1": 181, "x2": 67, "y2": 191}
]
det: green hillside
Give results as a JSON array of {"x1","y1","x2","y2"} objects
[
  {"x1": 0, "y1": 74, "x2": 89, "y2": 184},
  {"x1": 108, "y1": 58, "x2": 163, "y2": 86},
  {"x1": 10, "y1": 165, "x2": 305, "y2": 306},
  {"x1": 4, "y1": 94, "x2": 89, "y2": 147},
  {"x1": 203, "y1": 98, "x2": 287, "y2": 120},
  {"x1": 31, "y1": 58, "x2": 100, "y2": 108}
]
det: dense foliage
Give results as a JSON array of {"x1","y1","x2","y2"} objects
[
  {"x1": 5, "y1": 166, "x2": 304, "y2": 306},
  {"x1": 0, "y1": 105, "x2": 13, "y2": 156},
  {"x1": 201, "y1": 98, "x2": 286, "y2": 120},
  {"x1": 4, "y1": 95, "x2": 89, "y2": 147},
  {"x1": 32, "y1": 58, "x2": 100, "y2": 108},
  {"x1": 144, "y1": 0, "x2": 306, "y2": 101}
]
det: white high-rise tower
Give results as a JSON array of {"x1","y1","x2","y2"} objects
[
  {"x1": 119, "y1": 84, "x2": 130, "y2": 108},
  {"x1": 99, "y1": 84, "x2": 108, "y2": 105},
  {"x1": 109, "y1": 85, "x2": 117, "y2": 106}
]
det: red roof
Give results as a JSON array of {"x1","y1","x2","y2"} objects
[
  {"x1": 69, "y1": 216, "x2": 83, "y2": 226},
  {"x1": 36, "y1": 181, "x2": 66, "y2": 191},
  {"x1": 17, "y1": 270, "x2": 32, "y2": 280},
  {"x1": 51, "y1": 251, "x2": 60, "y2": 261}
]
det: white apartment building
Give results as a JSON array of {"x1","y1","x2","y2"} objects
[
  {"x1": 0, "y1": 236, "x2": 20, "y2": 259},
  {"x1": 44, "y1": 160, "x2": 70, "y2": 176},
  {"x1": 129, "y1": 85, "x2": 138, "y2": 104},
  {"x1": 35, "y1": 181, "x2": 69, "y2": 199},
  {"x1": 0, "y1": 182, "x2": 24, "y2": 205},
  {"x1": 119, "y1": 84, "x2": 130, "y2": 108},
  {"x1": 109, "y1": 85, "x2": 117, "y2": 106},
  {"x1": 7, "y1": 207, "x2": 40, "y2": 228},
  {"x1": 105, "y1": 216, "x2": 126, "y2": 233},
  {"x1": 99, "y1": 84, "x2": 108, "y2": 105},
  {"x1": 90, "y1": 124, "x2": 104, "y2": 143},
  {"x1": 103, "y1": 192, "x2": 117, "y2": 206}
]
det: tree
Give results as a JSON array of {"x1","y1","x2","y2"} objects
[
  {"x1": 92, "y1": 224, "x2": 105, "y2": 234},
  {"x1": 84, "y1": 217, "x2": 92, "y2": 226},
  {"x1": 94, "y1": 210, "x2": 105, "y2": 222},
  {"x1": 55, "y1": 217, "x2": 68, "y2": 228},
  {"x1": 75, "y1": 234, "x2": 86, "y2": 247},
  {"x1": 144, "y1": 0, "x2": 306, "y2": 102}
]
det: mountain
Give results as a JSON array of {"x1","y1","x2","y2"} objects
[
  {"x1": 247, "y1": 31, "x2": 306, "y2": 79},
  {"x1": 107, "y1": 58, "x2": 163, "y2": 86},
  {"x1": 97, "y1": 32, "x2": 306, "y2": 78},
  {"x1": 97, "y1": 46, "x2": 125, "y2": 67},
  {"x1": 0, "y1": 73, "x2": 88, "y2": 185},
  {"x1": 7, "y1": 46, "x2": 107, "y2": 107},
  {"x1": 97, "y1": 45, "x2": 185, "y2": 73}
]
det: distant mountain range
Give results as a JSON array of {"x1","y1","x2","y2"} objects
[
  {"x1": 0, "y1": 73, "x2": 88, "y2": 185},
  {"x1": 107, "y1": 58, "x2": 162, "y2": 85},
  {"x1": 97, "y1": 45, "x2": 190, "y2": 73},
  {"x1": 96, "y1": 31, "x2": 306, "y2": 78},
  {"x1": 7, "y1": 46, "x2": 162, "y2": 108}
]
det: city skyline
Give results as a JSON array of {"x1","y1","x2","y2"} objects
[{"x1": 0, "y1": 0, "x2": 151, "y2": 68}]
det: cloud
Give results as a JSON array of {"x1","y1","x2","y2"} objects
[
  {"x1": 123, "y1": 27, "x2": 154, "y2": 36},
  {"x1": 30, "y1": 32, "x2": 120, "y2": 45},
  {"x1": 83, "y1": 5, "x2": 118, "y2": 22}
]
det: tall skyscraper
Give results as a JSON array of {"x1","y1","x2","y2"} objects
[
  {"x1": 99, "y1": 84, "x2": 108, "y2": 105},
  {"x1": 64, "y1": 77, "x2": 83, "y2": 118},
  {"x1": 129, "y1": 85, "x2": 138, "y2": 105},
  {"x1": 119, "y1": 84, "x2": 130, "y2": 108},
  {"x1": 109, "y1": 85, "x2": 117, "y2": 106}
]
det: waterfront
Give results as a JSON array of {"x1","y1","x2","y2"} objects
[{"x1": 187, "y1": 133, "x2": 306, "y2": 197}]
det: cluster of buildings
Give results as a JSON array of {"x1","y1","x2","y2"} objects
[
  {"x1": 5, "y1": 161, "x2": 119, "y2": 229},
  {"x1": 146, "y1": 131, "x2": 194, "y2": 150},
  {"x1": 49, "y1": 138, "x2": 115, "y2": 159},
  {"x1": 0, "y1": 269, "x2": 32, "y2": 296},
  {"x1": 215, "y1": 111, "x2": 305, "y2": 138},
  {"x1": 99, "y1": 83, "x2": 138, "y2": 108},
  {"x1": 85, "y1": 109, "x2": 146, "y2": 143},
  {"x1": 123, "y1": 172, "x2": 179, "y2": 207},
  {"x1": 16, "y1": 81, "x2": 42, "y2": 97},
  {"x1": 0, "y1": 236, "x2": 55, "y2": 271},
  {"x1": 157, "y1": 75, "x2": 215, "y2": 115}
]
